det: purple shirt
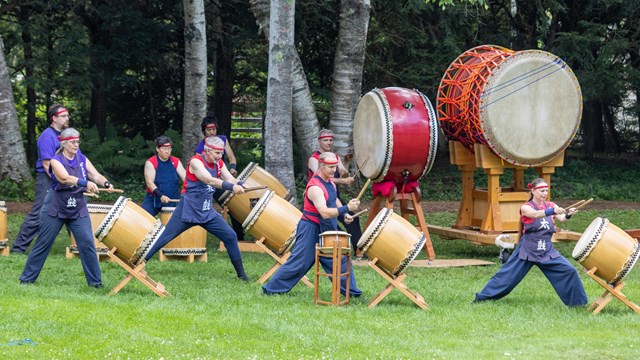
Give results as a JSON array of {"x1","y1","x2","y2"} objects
[{"x1": 36, "y1": 127, "x2": 62, "y2": 173}]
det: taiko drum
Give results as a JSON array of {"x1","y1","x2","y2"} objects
[{"x1": 242, "y1": 190, "x2": 300, "y2": 255}]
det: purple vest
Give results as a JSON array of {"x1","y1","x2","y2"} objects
[
  {"x1": 181, "y1": 154, "x2": 219, "y2": 223},
  {"x1": 48, "y1": 153, "x2": 89, "y2": 219},
  {"x1": 518, "y1": 201, "x2": 560, "y2": 262}
]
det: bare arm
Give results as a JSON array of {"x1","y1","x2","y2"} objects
[
  {"x1": 42, "y1": 159, "x2": 52, "y2": 178},
  {"x1": 51, "y1": 158, "x2": 100, "y2": 194},
  {"x1": 176, "y1": 161, "x2": 186, "y2": 182},
  {"x1": 143, "y1": 161, "x2": 157, "y2": 191},
  {"x1": 225, "y1": 142, "x2": 238, "y2": 176},
  {"x1": 190, "y1": 158, "x2": 244, "y2": 194},
  {"x1": 308, "y1": 156, "x2": 319, "y2": 176},
  {"x1": 520, "y1": 203, "x2": 567, "y2": 219},
  {"x1": 307, "y1": 186, "x2": 359, "y2": 219}
]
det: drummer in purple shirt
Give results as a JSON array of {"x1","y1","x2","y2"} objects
[
  {"x1": 194, "y1": 113, "x2": 237, "y2": 176},
  {"x1": 474, "y1": 178, "x2": 587, "y2": 306},
  {"x1": 20, "y1": 128, "x2": 114, "y2": 287}
]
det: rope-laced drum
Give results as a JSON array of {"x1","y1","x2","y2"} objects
[
  {"x1": 218, "y1": 162, "x2": 290, "y2": 223},
  {"x1": 353, "y1": 87, "x2": 438, "y2": 183},
  {"x1": 69, "y1": 204, "x2": 110, "y2": 254},
  {"x1": 158, "y1": 207, "x2": 206, "y2": 256},
  {"x1": 318, "y1": 231, "x2": 351, "y2": 254},
  {"x1": 243, "y1": 190, "x2": 300, "y2": 255},
  {"x1": 0, "y1": 201, "x2": 7, "y2": 246},
  {"x1": 357, "y1": 208, "x2": 426, "y2": 277},
  {"x1": 437, "y1": 45, "x2": 582, "y2": 166},
  {"x1": 94, "y1": 196, "x2": 164, "y2": 266},
  {"x1": 572, "y1": 217, "x2": 640, "y2": 284}
]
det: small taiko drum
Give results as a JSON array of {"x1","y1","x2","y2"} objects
[
  {"x1": 0, "y1": 201, "x2": 7, "y2": 245},
  {"x1": 318, "y1": 231, "x2": 351, "y2": 253},
  {"x1": 219, "y1": 162, "x2": 290, "y2": 223},
  {"x1": 94, "y1": 196, "x2": 164, "y2": 266},
  {"x1": 357, "y1": 208, "x2": 426, "y2": 277},
  {"x1": 353, "y1": 87, "x2": 439, "y2": 183},
  {"x1": 572, "y1": 217, "x2": 640, "y2": 284},
  {"x1": 159, "y1": 207, "x2": 206, "y2": 256},
  {"x1": 242, "y1": 190, "x2": 300, "y2": 255},
  {"x1": 69, "y1": 204, "x2": 110, "y2": 254},
  {"x1": 437, "y1": 45, "x2": 582, "y2": 166}
]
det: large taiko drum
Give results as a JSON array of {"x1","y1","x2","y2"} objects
[
  {"x1": 159, "y1": 207, "x2": 206, "y2": 256},
  {"x1": 572, "y1": 217, "x2": 640, "y2": 284},
  {"x1": 94, "y1": 196, "x2": 164, "y2": 266},
  {"x1": 69, "y1": 204, "x2": 110, "y2": 254},
  {"x1": 437, "y1": 45, "x2": 582, "y2": 166},
  {"x1": 357, "y1": 208, "x2": 426, "y2": 277},
  {"x1": 218, "y1": 162, "x2": 290, "y2": 223},
  {"x1": 242, "y1": 190, "x2": 300, "y2": 255},
  {"x1": 0, "y1": 201, "x2": 7, "y2": 245},
  {"x1": 318, "y1": 231, "x2": 351, "y2": 253},
  {"x1": 353, "y1": 87, "x2": 438, "y2": 183}
]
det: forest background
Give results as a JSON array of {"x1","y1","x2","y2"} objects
[{"x1": 0, "y1": 0, "x2": 639, "y2": 202}]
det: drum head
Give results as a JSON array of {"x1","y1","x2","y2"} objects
[
  {"x1": 480, "y1": 50, "x2": 582, "y2": 166},
  {"x1": 242, "y1": 190, "x2": 273, "y2": 230},
  {"x1": 354, "y1": 89, "x2": 390, "y2": 181},
  {"x1": 572, "y1": 217, "x2": 606, "y2": 260}
]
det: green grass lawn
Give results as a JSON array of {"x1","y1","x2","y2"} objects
[{"x1": 1, "y1": 208, "x2": 639, "y2": 359}]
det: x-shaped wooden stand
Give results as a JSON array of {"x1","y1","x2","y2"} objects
[
  {"x1": 106, "y1": 247, "x2": 170, "y2": 297},
  {"x1": 254, "y1": 237, "x2": 313, "y2": 288},
  {"x1": 584, "y1": 266, "x2": 639, "y2": 315},
  {"x1": 367, "y1": 257, "x2": 428, "y2": 310}
]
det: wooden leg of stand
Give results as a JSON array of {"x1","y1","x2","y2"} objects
[
  {"x1": 366, "y1": 257, "x2": 428, "y2": 310},
  {"x1": 255, "y1": 237, "x2": 313, "y2": 288},
  {"x1": 106, "y1": 247, "x2": 170, "y2": 298},
  {"x1": 585, "y1": 267, "x2": 640, "y2": 315},
  {"x1": 410, "y1": 192, "x2": 435, "y2": 261}
]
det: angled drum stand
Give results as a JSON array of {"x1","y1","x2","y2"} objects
[
  {"x1": 367, "y1": 257, "x2": 428, "y2": 310},
  {"x1": 583, "y1": 267, "x2": 639, "y2": 315},
  {"x1": 106, "y1": 247, "x2": 170, "y2": 298},
  {"x1": 254, "y1": 236, "x2": 313, "y2": 288}
]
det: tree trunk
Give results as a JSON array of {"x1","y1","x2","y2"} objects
[
  {"x1": 182, "y1": 0, "x2": 208, "y2": 166},
  {"x1": 329, "y1": 0, "x2": 371, "y2": 162},
  {"x1": 18, "y1": 6, "x2": 38, "y2": 165},
  {"x1": 0, "y1": 36, "x2": 32, "y2": 183},
  {"x1": 250, "y1": 0, "x2": 319, "y2": 168},
  {"x1": 601, "y1": 100, "x2": 622, "y2": 153},
  {"x1": 264, "y1": 0, "x2": 296, "y2": 201},
  {"x1": 582, "y1": 100, "x2": 605, "y2": 159}
]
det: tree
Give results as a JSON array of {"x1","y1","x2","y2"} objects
[
  {"x1": 182, "y1": 0, "x2": 208, "y2": 166},
  {"x1": 264, "y1": 0, "x2": 297, "y2": 200},
  {"x1": 0, "y1": 35, "x2": 31, "y2": 183}
]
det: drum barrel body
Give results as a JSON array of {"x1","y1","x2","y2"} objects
[
  {"x1": 319, "y1": 231, "x2": 351, "y2": 249},
  {"x1": 70, "y1": 204, "x2": 110, "y2": 250},
  {"x1": 159, "y1": 207, "x2": 207, "y2": 250},
  {"x1": 0, "y1": 201, "x2": 7, "y2": 241},
  {"x1": 243, "y1": 191, "x2": 300, "y2": 255},
  {"x1": 358, "y1": 208, "x2": 425, "y2": 276},
  {"x1": 354, "y1": 87, "x2": 438, "y2": 184}
]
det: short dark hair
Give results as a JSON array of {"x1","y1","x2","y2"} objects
[
  {"x1": 48, "y1": 104, "x2": 67, "y2": 120},
  {"x1": 201, "y1": 113, "x2": 219, "y2": 134},
  {"x1": 154, "y1": 135, "x2": 173, "y2": 147}
]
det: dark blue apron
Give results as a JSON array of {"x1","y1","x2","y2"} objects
[
  {"x1": 48, "y1": 153, "x2": 89, "y2": 219},
  {"x1": 181, "y1": 154, "x2": 219, "y2": 223}
]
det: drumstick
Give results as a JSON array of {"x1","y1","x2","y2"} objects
[
  {"x1": 356, "y1": 178, "x2": 371, "y2": 201},
  {"x1": 352, "y1": 208, "x2": 368, "y2": 218},
  {"x1": 573, "y1": 198, "x2": 593, "y2": 211},
  {"x1": 242, "y1": 185, "x2": 268, "y2": 192},
  {"x1": 83, "y1": 192, "x2": 99, "y2": 198},
  {"x1": 566, "y1": 200, "x2": 585, "y2": 209},
  {"x1": 355, "y1": 157, "x2": 370, "y2": 177},
  {"x1": 168, "y1": 199, "x2": 181, "y2": 203},
  {"x1": 98, "y1": 188, "x2": 124, "y2": 193}
]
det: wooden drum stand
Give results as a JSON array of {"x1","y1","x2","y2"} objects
[
  {"x1": 106, "y1": 247, "x2": 170, "y2": 298},
  {"x1": 367, "y1": 258, "x2": 429, "y2": 310},
  {"x1": 255, "y1": 236, "x2": 313, "y2": 288},
  {"x1": 582, "y1": 267, "x2": 639, "y2": 315},
  {"x1": 314, "y1": 241, "x2": 351, "y2": 306}
]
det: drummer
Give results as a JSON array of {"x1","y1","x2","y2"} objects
[
  {"x1": 308, "y1": 129, "x2": 362, "y2": 254},
  {"x1": 195, "y1": 113, "x2": 237, "y2": 176},
  {"x1": 474, "y1": 178, "x2": 587, "y2": 306},
  {"x1": 20, "y1": 128, "x2": 114, "y2": 288},
  {"x1": 143, "y1": 136, "x2": 250, "y2": 281},
  {"x1": 262, "y1": 152, "x2": 362, "y2": 297},
  {"x1": 141, "y1": 135, "x2": 186, "y2": 216}
]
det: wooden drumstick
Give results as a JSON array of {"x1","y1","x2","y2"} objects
[
  {"x1": 351, "y1": 208, "x2": 368, "y2": 218},
  {"x1": 168, "y1": 199, "x2": 181, "y2": 203},
  {"x1": 356, "y1": 178, "x2": 371, "y2": 201},
  {"x1": 98, "y1": 188, "x2": 124, "y2": 193},
  {"x1": 242, "y1": 185, "x2": 268, "y2": 192},
  {"x1": 566, "y1": 199, "x2": 585, "y2": 209},
  {"x1": 355, "y1": 157, "x2": 370, "y2": 177},
  {"x1": 83, "y1": 192, "x2": 99, "y2": 198},
  {"x1": 573, "y1": 198, "x2": 593, "y2": 211}
]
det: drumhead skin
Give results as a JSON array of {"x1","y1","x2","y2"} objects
[
  {"x1": 354, "y1": 87, "x2": 438, "y2": 183},
  {"x1": 572, "y1": 217, "x2": 605, "y2": 260}
]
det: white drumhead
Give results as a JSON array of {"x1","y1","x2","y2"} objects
[
  {"x1": 572, "y1": 217, "x2": 606, "y2": 260},
  {"x1": 94, "y1": 196, "x2": 128, "y2": 241},
  {"x1": 353, "y1": 89, "x2": 392, "y2": 181},
  {"x1": 242, "y1": 190, "x2": 273, "y2": 230},
  {"x1": 357, "y1": 208, "x2": 391, "y2": 251},
  {"x1": 480, "y1": 50, "x2": 582, "y2": 166}
]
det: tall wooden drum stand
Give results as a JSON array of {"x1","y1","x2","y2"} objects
[
  {"x1": 582, "y1": 267, "x2": 639, "y2": 315},
  {"x1": 365, "y1": 188, "x2": 435, "y2": 261},
  {"x1": 428, "y1": 141, "x2": 579, "y2": 246},
  {"x1": 314, "y1": 241, "x2": 351, "y2": 306},
  {"x1": 367, "y1": 258, "x2": 428, "y2": 310},
  {"x1": 106, "y1": 247, "x2": 170, "y2": 298},
  {"x1": 255, "y1": 236, "x2": 313, "y2": 288}
]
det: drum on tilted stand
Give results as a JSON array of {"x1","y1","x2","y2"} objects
[
  {"x1": 353, "y1": 87, "x2": 438, "y2": 260},
  {"x1": 572, "y1": 218, "x2": 640, "y2": 315},
  {"x1": 429, "y1": 45, "x2": 583, "y2": 246},
  {"x1": 158, "y1": 207, "x2": 207, "y2": 263},
  {"x1": 242, "y1": 190, "x2": 313, "y2": 288},
  {"x1": 356, "y1": 208, "x2": 428, "y2": 310},
  {"x1": 94, "y1": 196, "x2": 170, "y2": 297},
  {"x1": 66, "y1": 204, "x2": 111, "y2": 260},
  {"x1": 0, "y1": 201, "x2": 8, "y2": 256}
]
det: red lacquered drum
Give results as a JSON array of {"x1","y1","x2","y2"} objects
[
  {"x1": 0, "y1": 201, "x2": 7, "y2": 244},
  {"x1": 218, "y1": 162, "x2": 290, "y2": 223},
  {"x1": 437, "y1": 45, "x2": 582, "y2": 166},
  {"x1": 318, "y1": 231, "x2": 351, "y2": 253},
  {"x1": 69, "y1": 204, "x2": 110, "y2": 254},
  {"x1": 573, "y1": 217, "x2": 640, "y2": 284},
  {"x1": 242, "y1": 191, "x2": 300, "y2": 255},
  {"x1": 353, "y1": 87, "x2": 438, "y2": 183},
  {"x1": 159, "y1": 207, "x2": 206, "y2": 257},
  {"x1": 94, "y1": 196, "x2": 164, "y2": 266},
  {"x1": 357, "y1": 208, "x2": 426, "y2": 277}
]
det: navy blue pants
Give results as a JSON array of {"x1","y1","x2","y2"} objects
[
  {"x1": 12, "y1": 172, "x2": 50, "y2": 253},
  {"x1": 20, "y1": 192, "x2": 102, "y2": 286},
  {"x1": 262, "y1": 220, "x2": 362, "y2": 296},
  {"x1": 144, "y1": 200, "x2": 242, "y2": 262},
  {"x1": 141, "y1": 193, "x2": 177, "y2": 217},
  {"x1": 475, "y1": 244, "x2": 588, "y2": 306}
]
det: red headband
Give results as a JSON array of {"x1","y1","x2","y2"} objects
[
  {"x1": 59, "y1": 136, "x2": 79, "y2": 142},
  {"x1": 318, "y1": 134, "x2": 334, "y2": 140},
  {"x1": 205, "y1": 142, "x2": 225, "y2": 151},
  {"x1": 205, "y1": 123, "x2": 217, "y2": 129},
  {"x1": 318, "y1": 154, "x2": 339, "y2": 165},
  {"x1": 159, "y1": 142, "x2": 172, "y2": 147},
  {"x1": 51, "y1": 108, "x2": 68, "y2": 119},
  {"x1": 527, "y1": 183, "x2": 549, "y2": 190}
]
